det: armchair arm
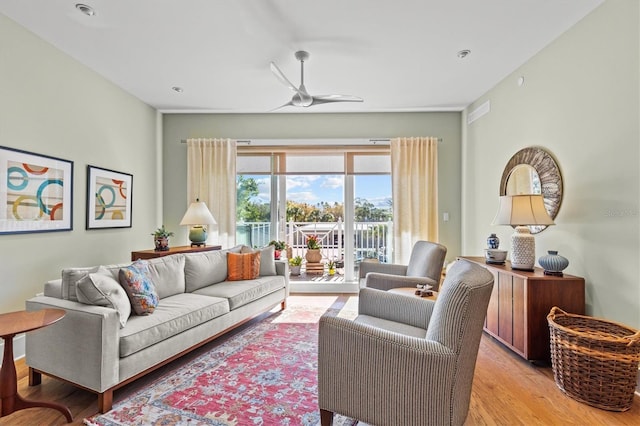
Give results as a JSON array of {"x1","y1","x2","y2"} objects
[
  {"x1": 358, "y1": 262, "x2": 407, "y2": 279},
  {"x1": 365, "y1": 273, "x2": 439, "y2": 291},
  {"x1": 318, "y1": 315, "x2": 456, "y2": 425},
  {"x1": 358, "y1": 287, "x2": 435, "y2": 329},
  {"x1": 25, "y1": 295, "x2": 121, "y2": 393}
]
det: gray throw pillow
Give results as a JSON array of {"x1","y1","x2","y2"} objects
[
  {"x1": 241, "y1": 245, "x2": 276, "y2": 276},
  {"x1": 76, "y1": 267, "x2": 132, "y2": 327}
]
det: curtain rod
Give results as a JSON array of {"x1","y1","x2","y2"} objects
[{"x1": 179, "y1": 138, "x2": 443, "y2": 144}]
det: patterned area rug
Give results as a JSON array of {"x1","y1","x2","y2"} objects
[{"x1": 84, "y1": 305, "x2": 358, "y2": 426}]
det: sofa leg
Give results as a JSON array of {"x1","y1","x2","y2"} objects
[
  {"x1": 98, "y1": 390, "x2": 113, "y2": 413},
  {"x1": 320, "y1": 409, "x2": 334, "y2": 426},
  {"x1": 281, "y1": 300, "x2": 287, "y2": 310},
  {"x1": 29, "y1": 367, "x2": 42, "y2": 386}
]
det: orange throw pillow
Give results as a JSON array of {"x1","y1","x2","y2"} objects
[{"x1": 227, "y1": 252, "x2": 261, "y2": 281}]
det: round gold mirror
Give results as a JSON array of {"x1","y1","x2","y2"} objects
[{"x1": 500, "y1": 147, "x2": 562, "y2": 234}]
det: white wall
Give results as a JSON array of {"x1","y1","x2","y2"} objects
[
  {"x1": 462, "y1": 0, "x2": 639, "y2": 327},
  {"x1": 162, "y1": 112, "x2": 463, "y2": 262},
  {"x1": 0, "y1": 14, "x2": 160, "y2": 322}
]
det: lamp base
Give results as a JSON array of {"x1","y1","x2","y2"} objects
[
  {"x1": 510, "y1": 226, "x2": 535, "y2": 271},
  {"x1": 188, "y1": 226, "x2": 208, "y2": 247}
]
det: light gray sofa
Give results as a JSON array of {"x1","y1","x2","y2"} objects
[{"x1": 25, "y1": 245, "x2": 288, "y2": 413}]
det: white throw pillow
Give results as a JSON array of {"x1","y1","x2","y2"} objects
[{"x1": 76, "y1": 266, "x2": 132, "y2": 327}]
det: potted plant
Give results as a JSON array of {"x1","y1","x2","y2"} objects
[
  {"x1": 305, "y1": 234, "x2": 322, "y2": 263},
  {"x1": 288, "y1": 256, "x2": 303, "y2": 276},
  {"x1": 327, "y1": 259, "x2": 336, "y2": 276},
  {"x1": 269, "y1": 240, "x2": 286, "y2": 260},
  {"x1": 152, "y1": 225, "x2": 174, "y2": 251}
]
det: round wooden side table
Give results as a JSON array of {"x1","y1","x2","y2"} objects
[{"x1": 0, "y1": 308, "x2": 72, "y2": 422}]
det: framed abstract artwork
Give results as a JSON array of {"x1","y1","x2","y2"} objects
[
  {"x1": 0, "y1": 146, "x2": 73, "y2": 235},
  {"x1": 86, "y1": 165, "x2": 133, "y2": 229}
]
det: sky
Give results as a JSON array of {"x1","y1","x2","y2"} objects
[{"x1": 250, "y1": 175, "x2": 391, "y2": 208}]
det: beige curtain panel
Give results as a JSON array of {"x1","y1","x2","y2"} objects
[
  {"x1": 186, "y1": 138, "x2": 237, "y2": 248},
  {"x1": 391, "y1": 137, "x2": 439, "y2": 264}
]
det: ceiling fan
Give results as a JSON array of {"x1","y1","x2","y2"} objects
[{"x1": 270, "y1": 50, "x2": 363, "y2": 110}]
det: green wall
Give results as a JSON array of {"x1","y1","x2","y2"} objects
[
  {"x1": 461, "y1": 0, "x2": 639, "y2": 327},
  {"x1": 0, "y1": 14, "x2": 160, "y2": 316},
  {"x1": 162, "y1": 112, "x2": 463, "y2": 262}
]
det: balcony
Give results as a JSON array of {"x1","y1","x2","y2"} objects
[{"x1": 236, "y1": 220, "x2": 392, "y2": 292}]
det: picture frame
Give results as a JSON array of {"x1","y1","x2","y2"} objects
[
  {"x1": 86, "y1": 165, "x2": 133, "y2": 229},
  {"x1": 0, "y1": 145, "x2": 74, "y2": 235}
]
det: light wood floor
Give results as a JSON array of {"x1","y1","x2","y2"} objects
[{"x1": 1, "y1": 294, "x2": 638, "y2": 425}]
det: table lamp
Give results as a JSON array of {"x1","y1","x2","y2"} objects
[
  {"x1": 492, "y1": 194, "x2": 554, "y2": 271},
  {"x1": 179, "y1": 199, "x2": 216, "y2": 247}
]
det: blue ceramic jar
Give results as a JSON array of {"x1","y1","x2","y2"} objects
[
  {"x1": 487, "y1": 233, "x2": 500, "y2": 249},
  {"x1": 538, "y1": 251, "x2": 569, "y2": 276}
]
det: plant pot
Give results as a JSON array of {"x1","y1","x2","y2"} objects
[
  {"x1": 305, "y1": 249, "x2": 322, "y2": 263},
  {"x1": 154, "y1": 236, "x2": 170, "y2": 251},
  {"x1": 274, "y1": 250, "x2": 281, "y2": 260},
  {"x1": 328, "y1": 268, "x2": 336, "y2": 276},
  {"x1": 290, "y1": 265, "x2": 301, "y2": 276}
]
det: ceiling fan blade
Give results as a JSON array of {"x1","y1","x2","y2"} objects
[
  {"x1": 311, "y1": 94, "x2": 364, "y2": 105},
  {"x1": 270, "y1": 62, "x2": 302, "y2": 95},
  {"x1": 269, "y1": 100, "x2": 294, "y2": 112}
]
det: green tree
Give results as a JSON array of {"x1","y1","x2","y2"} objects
[{"x1": 236, "y1": 176, "x2": 270, "y2": 222}]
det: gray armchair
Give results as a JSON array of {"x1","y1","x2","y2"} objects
[
  {"x1": 360, "y1": 240, "x2": 447, "y2": 291},
  {"x1": 318, "y1": 259, "x2": 494, "y2": 426}
]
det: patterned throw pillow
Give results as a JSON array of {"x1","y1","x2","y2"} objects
[
  {"x1": 227, "y1": 252, "x2": 261, "y2": 281},
  {"x1": 119, "y1": 260, "x2": 159, "y2": 315}
]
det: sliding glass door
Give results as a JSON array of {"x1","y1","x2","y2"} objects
[{"x1": 236, "y1": 149, "x2": 390, "y2": 284}]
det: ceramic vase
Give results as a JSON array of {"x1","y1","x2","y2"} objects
[
  {"x1": 290, "y1": 265, "x2": 301, "y2": 276},
  {"x1": 305, "y1": 249, "x2": 322, "y2": 263},
  {"x1": 538, "y1": 251, "x2": 569, "y2": 276},
  {"x1": 487, "y1": 233, "x2": 500, "y2": 249}
]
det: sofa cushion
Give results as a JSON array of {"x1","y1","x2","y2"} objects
[
  {"x1": 76, "y1": 267, "x2": 131, "y2": 328},
  {"x1": 61, "y1": 266, "x2": 100, "y2": 301},
  {"x1": 227, "y1": 252, "x2": 261, "y2": 281},
  {"x1": 193, "y1": 275, "x2": 286, "y2": 310},
  {"x1": 184, "y1": 250, "x2": 230, "y2": 292},
  {"x1": 242, "y1": 245, "x2": 276, "y2": 276},
  {"x1": 119, "y1": 293, "x2": 230, "y2": 357},
  {"x1": 61, "y1": 263, "x2": 124, "y2": 301},
  {"x1": 119, "y1": 260, "x2": 159, "y2": 315},
  {"x1": 144, "y1": 254, "x2": 186, "y2": 298}
]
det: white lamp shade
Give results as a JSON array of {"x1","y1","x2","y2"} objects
[
  {"x1": 492, "y1": 194, "x2": 555, "y2": 227},
  {"x1": 180, "y1": 201, "x2": 216, "y2": 226}
]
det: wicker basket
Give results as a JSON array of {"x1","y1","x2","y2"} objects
[{"x1": 547, "y1": 307, "x2": 640, "y2": 411}]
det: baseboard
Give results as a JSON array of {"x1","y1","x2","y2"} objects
[{"x1": 0, "y1": 333, "x2": 26, "y2": 363}]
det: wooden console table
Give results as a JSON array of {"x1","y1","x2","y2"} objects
[
  {"x1": 1, "y1": 309, "x2": 72, "y2": 422},
  {"x1": 458, "y1": 256, "x2": 585, "y2": 362},
  {"x1": 131, "y1": 244, "x2": 222, "y2": 261}
]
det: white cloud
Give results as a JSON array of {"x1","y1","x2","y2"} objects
[
  {"x1": 287, "y1": 191, "x2": 317, "y2": 203},
  {"x1": 286, "y1": 176, "x2": 320, "y2": 190},
  {"x1": 321, "y1": 176, "x2": 344, "y2": 189}
]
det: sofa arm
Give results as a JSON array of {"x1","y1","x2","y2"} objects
[
  {"x1": 25, "y1": 295, "x2": 121, "y2": 393},
  {"x1": 275, "y1": 260, "x2": 290, "y2": 296},
  {"x1": 365, "y1": 273, "x2": 439, "y2": 291}
]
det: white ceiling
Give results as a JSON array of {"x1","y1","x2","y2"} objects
[{"x1": 0, "y1": 0, "x2": 604, "y2": 113}]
